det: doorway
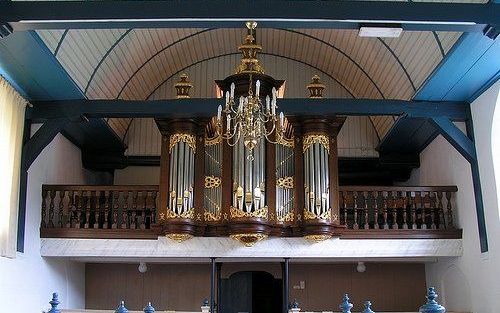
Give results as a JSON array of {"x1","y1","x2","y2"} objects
[{"x1": 220, "y1": 271, "x2": 283, "y2": 313}]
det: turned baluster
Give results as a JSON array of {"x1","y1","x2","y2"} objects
[
  {"x1": 430, "y1": 192, "x2": 437, "y2": 229},
  {"x1": 84, "y1": 191, "x2": 91, "y2": 228},
  {"x1": 94, "y1": 191, "x2": 100, "y2": 229},
  {"x1": 66, "y1": 191, "x2": 74, "y2": 228},
  {"x1": 41, "y1": 189, "x2": 48, "y2": 228},
  {"x1": 112, "y1": 191, "x2": 119, "y2": 229},
  {"x1": 75, "y1": 191, "x2": 83, "y2": 228},
  {"x1": 48, "y1": 190, "x2": 56, "y2": 228},
  {"x1": 382, "y1": 191, "x2": 389, "y2": 229},
  {"x1": 140, "y1": 191, "x2": 147, "y2": 230},
  {"x1": 437, "y1": 191, "x2": 445, "y2": 229},
  {"x1": 58, "y1": 190, "x2": 65, "y2": 228},
  {"x1": 353, "y1": 192, "x2": 359, "y2": 229},
  {"x1": 373, "y1": 191, "x2": 380, "y2": 229},
  {"x1": 122, "y1": 191, "x2": 129, "y2": 229},
  {"x1": 446, "y1": 191, "x2": 454, "y2": 229},
  {"x1": 363, "y1": 191, "x2": 369, "y2": 229},
  {"x1": 420, "y1": 191, "x2": 427, "y2": 230},
  {"x1": 130, "y1": 191, "x2": 138, "y2": 229},
  {"x1": 411, "y1": 192, "x2": 417, "y2": 230},
  {"x1": 391, "y1": 191, "x2": 399, "y2": 229},
  {"x1": 342, "y1": 192, "x2": 348, "y2": 227},
  {"x1": 402, "y1": 192, "x2": 408, "y2": 230},
  {"x1": 103, "y1": 190, "x2": 110, "y2": 229},
  {"x1": 151, "y1": 191, "x2": 158, "y2": 224}
]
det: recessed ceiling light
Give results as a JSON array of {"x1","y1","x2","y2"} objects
[{"x1": 359, "y1": 26, "x2": 403, "y2": 38}]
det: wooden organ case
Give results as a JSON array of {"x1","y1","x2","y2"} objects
[{"x1": 155, "y1": 23, "x2": 345, "y2": 245}]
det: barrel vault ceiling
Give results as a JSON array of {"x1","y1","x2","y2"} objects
[{"x1": 34, "y1": 21, "x2": 472, "y2": 152}]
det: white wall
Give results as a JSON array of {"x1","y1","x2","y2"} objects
[
  {"x1": 0, "y1": 134, "x2": 108, "y2": 312},
  {"x1": 113, "y1": 166, "x2": 160, "y2": 185},
  {"x1": 407, "y1": 81, "x2": 500, "y2": 313}
]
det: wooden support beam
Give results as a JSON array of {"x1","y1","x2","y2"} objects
[
  {"x1": 0, "y1": 1, "x2": 498, "y2": 33},
  {"x1": 22, "y1": 118, "x2": 70, "y2": 170},
  {"x1": 27, "y1": 98, "x2": 469, "y2": 121},
  {"x1": 429, "y1": 117, "x2": 477, "y2": 163}
]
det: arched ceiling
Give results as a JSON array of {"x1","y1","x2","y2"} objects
[{"x1": 37, "y1": 27, "x2": 462, "y2": 141}]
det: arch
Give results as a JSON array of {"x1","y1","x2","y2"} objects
[
  {"x1": 114, "y1": 28, "x2": 398, "y2": 100},
  {"x1": 145, "y1": 52, "x2": 356, "y2": 100},
  {"x1": 115, "y1": 28, "x2": 215, "y2": 99},
  {"x1": 54, "y1": 29, "x2": 69, "y2": 57},
  {"x1": 84, "y1": 28, "x2": 133, "y2": 94}
]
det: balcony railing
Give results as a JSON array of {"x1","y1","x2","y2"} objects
[
  {"x1": 40, "y1": 185, "x2": 159, "y2": 239},
  {"x1": 338, "y1": 186, "x2": 460, "y2": 239},
  {"x1": 40, "y1": 184, "x2": 461, "y2": 239}
]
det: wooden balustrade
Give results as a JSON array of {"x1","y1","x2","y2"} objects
[
  {"x1": 40, "y1": 185, "x2": 159, "y2": 239},
  {"x1": 338, "y1": 186, "x2": 460, "y2": 239},
  {"x1": 40, "y1": 184, "x2": 461, "y2": 239}
]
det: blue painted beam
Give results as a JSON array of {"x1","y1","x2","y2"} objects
[
  {"x1": 27, "y1": 98, "x2": 469, "y2": 121},
  {"x1": 0, "y1": 31, "x2": 82, "y2": 100},
  {"x1": 0, "y1": 1, "x2": 498, "y2": 33},
  {"x1": 415, "y1": 33, "x2": 500, "y2": 102},
  {"x1": 429, "y1": 117, "x2": 477, "y2": 163}
]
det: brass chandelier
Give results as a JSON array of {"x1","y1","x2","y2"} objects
[{"x1": 216, "y1": 21, "x2": 284, "y2": 158}]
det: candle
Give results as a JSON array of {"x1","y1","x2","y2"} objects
[
  {"x1": 225, "y1": 91, "x2": 229, "y2": 106},
  {"x1": 271, "y1": 100, "x2": 276, "y2": 116},
  {"x1": 279, "y1": 112, "x2": 284, "y2": 128},
  {"x1": 239, "y1": 97, "x2": 244, "y2": 112},
  {"x1": 266, "y1": 96, "x2": 270, "y2": 112},
  {"x1": 230, "y1": 83, "x2": 235, "y2": 98},
  {"x1": 217, "y1": 105, "x2": 222, "y2": 121},
  {"x1": 255, "y1": 80, "x2": 260, "y2": 97}
]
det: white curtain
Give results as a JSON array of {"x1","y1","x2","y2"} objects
[{"x1": 0, "y1": 76, "x2": 27, "y2": 258}]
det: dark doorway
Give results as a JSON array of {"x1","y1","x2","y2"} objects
[{"x1": 220, "y1": 271, "x2": 282, "y2": 313}]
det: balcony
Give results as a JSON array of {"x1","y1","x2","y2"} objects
[{"x1": 40, "y1": 184, "x2": 461, "y2": 240}]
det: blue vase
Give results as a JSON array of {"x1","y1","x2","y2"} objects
[
  {"x1": 362, "y1": 301, "x2": 375, "y2": 313},
  {"x1": 339, "y1": 294, "x2": 353, "y2": 313},
  {"x1": 48, "y1": 293, "x2": 61, "y2": 313},
  {"x1": 115, "y1": 301, "x2": 129, "y2": 313},
  {"x1": 419, "y1": 287, "x2": 446, "y2": 313},
  {"x1": 143, "y1": 302, "x2": 155, "y2": 313}
]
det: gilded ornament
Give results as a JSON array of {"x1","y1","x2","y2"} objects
[
  {"x1": 303, "y1": 209, "x2": 332, "y2": 221},
  {"x1": 204, "y1": 175, "x2": 222, "y2": 188},
  {"x1": 276, "y1": 132, "x2": 294, "y2": 148},
  {"x1": 166, "y1": 208, "x2": 195, "y2": 219},
  {"x1": 277, "y1": 212, "x2": 295, "y2": 223},
  {"x1": 205, "y1": 131, "x2": 222, "y2": 146},
  {"x1": 159, "y1": 212, "x2": 165, "y2": 221},
  {"x1": 169, "y1": 133, "x2": 196, "y2": 154},
  {"x1": 230, "y1": 206, "x2": 268, "y2": 219},
  {"x1": 303, "y1": 134, "x2": 330, "y2": 154},
  {"x1": 304, "y1": 234, "x2": 332, "y2": 242},
  {"x1": 230, "y1": 233, "x2": 268, "y2": 247},
  {"x1": 174, "y1": 73, "x2": 193, "y2": 99},
  {"x1": 204, "y1": 210, "x2": 222, "y2": 222},
  {"x1": 277, "y1": 176, "x2": 294, "y2": 189},
  {"x1": 166, "y1": 233, "x2": 193, "y2": 242},
  {"x1": 306, "y1": 75, "x2": 326, "y2": 99}
]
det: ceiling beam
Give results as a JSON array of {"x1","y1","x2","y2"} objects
[
  {"x1": 0, "y1": 1, "x2": 498, "y2": 34},
  {"x1": 27, "y1": 98, "x2": 469, "y2": 121}
]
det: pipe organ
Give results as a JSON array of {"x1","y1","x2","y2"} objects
[
  {"x1": 275, "y1": 132, "x2": 295, "y2": 224},
  {"x1": 155, "y1": 22, "x2": 345, "y2": 245},
  {"x1": 204, "y1": 125, "x2": 223, "y2": 222},
  {"x1": 155, "y1": 117, "x2": 345, "y2": 244}
]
